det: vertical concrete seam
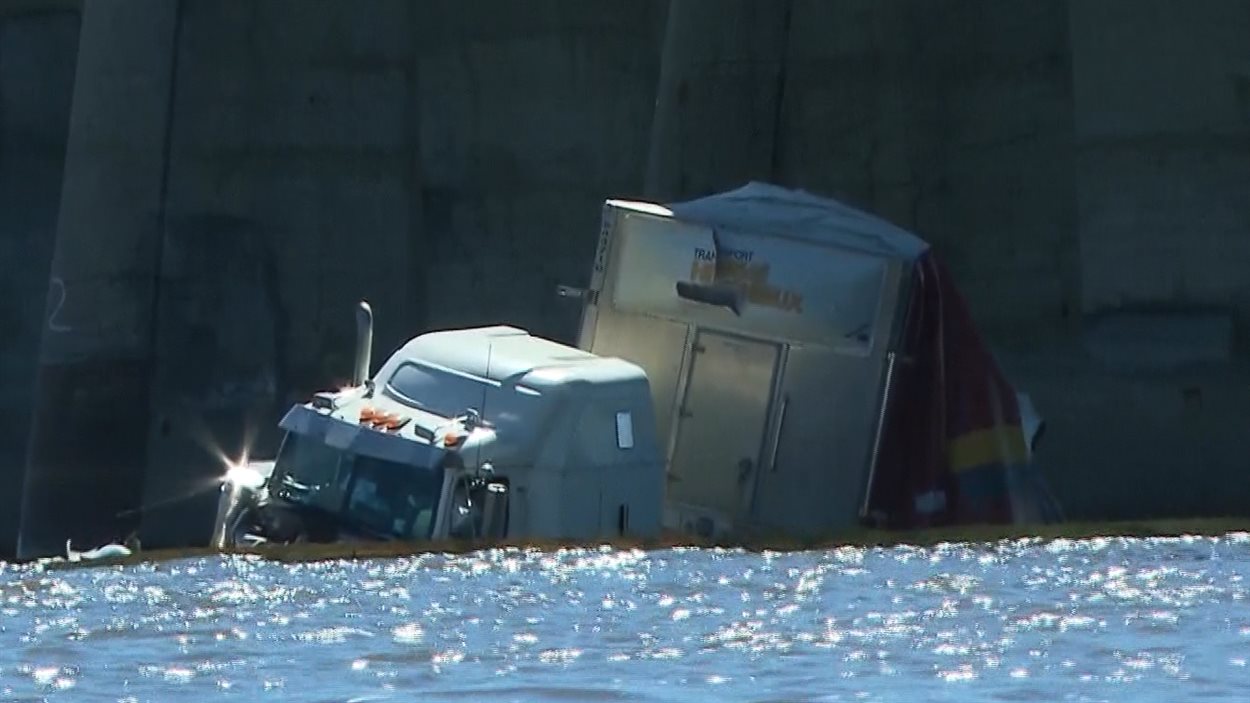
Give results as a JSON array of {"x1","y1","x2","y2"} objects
[
  {"x1": 405, "y1": 0, "x2": 425, "y2": 336},
  {"x1": 137, "y1": 0, "x2": 184, "y2": 523},
  {"x1": 1059, "y1": 0, "x2": 1083, "y2": 328},
  {"x1": 766, "y1": 0, "x2": 795, "y2": 184},
  {"x1": 0, "y1": 18, "x2": 5, "y2": 171},
  {"x1": 0, "y1": 17, "x2": 9, "y2": 559},
  {"x1": 11, "y1": 7, "x2": 84, "y2": 561},
  {"x1": 151, "y1": 0, "x2": 183, "y2": 299},
  {"x1": 643, "y1": 0, "x2": 682, "y2": 200}
]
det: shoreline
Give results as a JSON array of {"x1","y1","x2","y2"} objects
[{"x1": 25, "y1": 516, "x2": 1250, "y2": 571}]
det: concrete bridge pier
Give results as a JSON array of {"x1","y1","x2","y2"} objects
[
  {"x1": 16, "y1": 0, "x2": 180, "y2": 560},
  {"x1": 0, "y1": 3, "x2": 81, "y2": 560},
  {"x1": 645, "y1": 0, "x2": 793, "y2": 200}
]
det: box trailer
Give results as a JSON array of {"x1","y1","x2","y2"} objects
[{"x1": 564, "y1": 182, "x2": 1058, "y2": 539}]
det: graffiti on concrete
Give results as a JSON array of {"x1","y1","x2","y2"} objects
[{"x1": 46, "y1": 277, "x2": 72, "y2": 333}]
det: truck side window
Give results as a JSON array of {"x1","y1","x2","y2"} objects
[{"x1": 272, "y1": 434, "x2": 347, "y2": 512}]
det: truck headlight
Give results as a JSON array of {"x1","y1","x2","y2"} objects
[{"x1": 223, "y1": 463, "x2": 267, "y2": 491}]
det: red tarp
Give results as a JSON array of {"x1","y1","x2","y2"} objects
[{"x1": 867, "y1": 251, "x2": 1060, "y2": 529}]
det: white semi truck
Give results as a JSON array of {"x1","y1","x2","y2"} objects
[{"x1": 210, "y1": 306, "x2": 665, "y2": 548}]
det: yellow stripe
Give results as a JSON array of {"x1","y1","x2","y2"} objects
[{"x1": 948, "y1": 424, "x2": 1028, "y2": 473}]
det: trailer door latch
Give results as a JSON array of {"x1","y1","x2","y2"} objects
[{"x1": 556, "y1": 285, "x2": 596, "y2": 305}]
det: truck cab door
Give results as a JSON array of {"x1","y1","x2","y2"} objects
[
  {"x1": 444, "y1": 473, "x2": 510, "y2": 541},
  {"x1": 478, "y1": 480, "x2": 509, "y2": 539}
]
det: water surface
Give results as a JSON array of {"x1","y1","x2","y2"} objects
[{"x1": 3, "y1": 534, "x2": 1249, "y2": 701}]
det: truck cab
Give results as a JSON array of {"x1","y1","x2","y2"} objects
[{"x1": 211, "y1": 320, "x2": 665, "y2": 549}]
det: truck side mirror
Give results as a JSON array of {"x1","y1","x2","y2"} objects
[{"x1": 448, "y1": 475, "x2": 477, "y2": 540}]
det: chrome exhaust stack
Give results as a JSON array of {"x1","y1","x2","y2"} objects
[{"x1": 353, "y1": 300, "x2": 374, "y2": 387}]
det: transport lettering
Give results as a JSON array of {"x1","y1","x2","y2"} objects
[{"x1": 694, "y1": 246, "x2": 753, "y2": 264}]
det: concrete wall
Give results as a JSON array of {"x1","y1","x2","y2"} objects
[
  {"x1": 1071, "y1": 0, "x2": 1250, "y2": 316},
  {"x1": 645, "y1": 0, "x2": 792, "y2": 199},
  {"x1": 138, "y1": 0, "x2": 424, "y2": 548},
  {"x1": 0, "y1": 7, "x2": 79, "y2": 558},
  {"x1": 416, "y1": 0, "x2": 667, "y2": 340},
  {"x1": 1013, "y1": 0, "x2": 1250, "y2": 521},
  {"x1": 18, "y1": 0, "x2": 177, "y2": 558},
  {"x1": 886, "y1": 0, "x2": 1080, "y2": 333}
]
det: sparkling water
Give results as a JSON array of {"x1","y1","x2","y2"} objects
[{"x1": 3, "y1": 534, "x2": 1249, "y2": 701}]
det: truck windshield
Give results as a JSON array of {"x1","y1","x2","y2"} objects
[
  {"x1": 385, "y1": 362, "x2": 488, "y2": 418},
  {"x1": 271, "y1": 432, "x2": 443, "y2": 540}
]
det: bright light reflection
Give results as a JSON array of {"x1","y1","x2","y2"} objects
[{"x1": 223, "y1": 462, "x2": 266, "y2": 490}]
